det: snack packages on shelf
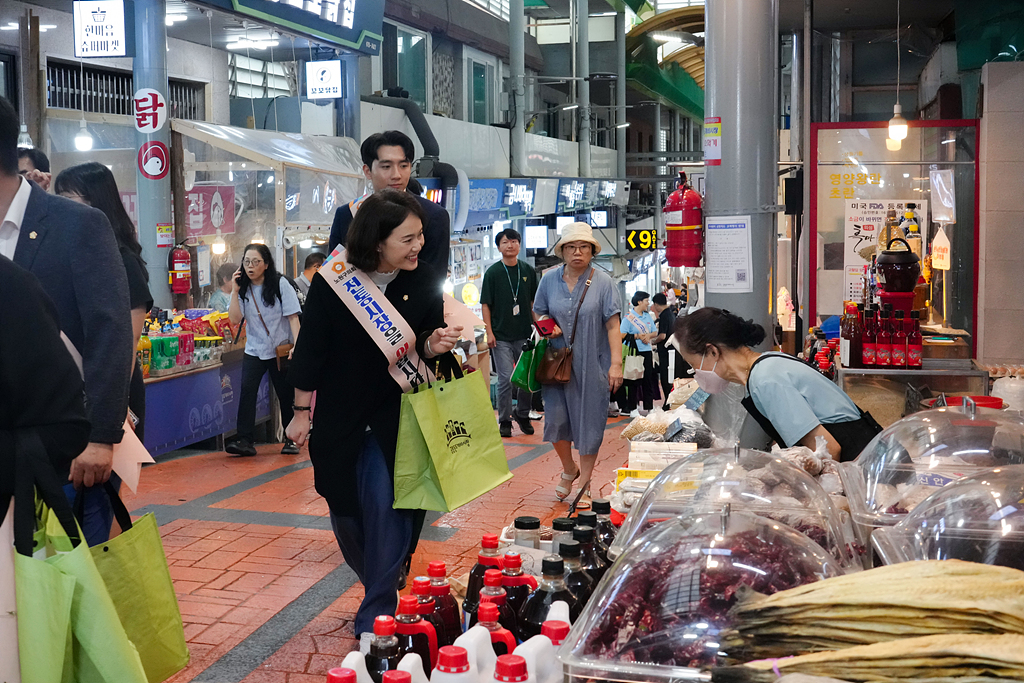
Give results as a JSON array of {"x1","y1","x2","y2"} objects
[
  {"x1": 608, "y1": 447, "x2": 860, "y2": 571},
  {"x1": 142, "y1": 308, "x2": 229, "y2": 378}
]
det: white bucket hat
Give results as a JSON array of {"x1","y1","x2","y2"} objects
[{"x1": 553, "y1": 222, "x2": 602, "y2": 257}]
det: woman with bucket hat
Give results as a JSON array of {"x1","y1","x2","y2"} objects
[{"x1": 533, "y1": 222, "x2": 623, "y2": 509}]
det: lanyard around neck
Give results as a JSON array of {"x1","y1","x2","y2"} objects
[{"x1": 503, "y1": 261, "x2": 521, "y2": 303}]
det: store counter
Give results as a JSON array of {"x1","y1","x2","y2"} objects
[{"x1": 143, "y1": 355, "x2": 270, "y2": 457}]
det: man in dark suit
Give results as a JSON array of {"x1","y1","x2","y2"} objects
[
  {"x1": 0, "y1": 97, "x2": 133, "y2": 545},
  {"x1": 329, "y1": 131, "x2": 450, "y2": 280}
]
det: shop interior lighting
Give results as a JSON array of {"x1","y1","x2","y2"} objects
[
  {"x1": 228, "y1": 38, "x2": 279, "y2": 50},
  {"x1": 212, "y1": 230, "x2": 226, "y2": 254},
  {"x1": 38, "y1": 24, "x2": 56, "y2": 31},
  {"x1": 886, "y1": 138, "x2": 902, "y2": 151},
  {"x1": 888, "y1": 0, "x2": 908, "y2": 143},
  {"x1": 74, "y1": 119, "x2": 94, "y2": 151},
  {"x1": 16, "y1": 124, "x2": 33, "y2": 149},
  {"x1": 299, "y1": 239, "x2": 313, "y2": 249},
  {"x1": 0, "y1": 22, "x2": 18, "y2": 30},
  {"x1": 165, "y1": 12, "x2": 188, "y2": 25},
  {"x1": 251, "y1": 236, "x2": 265, "y2": 244}
]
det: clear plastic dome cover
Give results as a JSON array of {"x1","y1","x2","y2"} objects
[
  {"x1": 559, "y1": 509, "x2": 842, "y2": 678},
  {"x1": 840, "y1": 407, "x2": 1024, "y2": 533},
  {"x1": 872, "y1": 464, "x2": 1024, "y2": 569},
  {"x1": 609, "y1": 448, "x2": 857, "y2": 569}
]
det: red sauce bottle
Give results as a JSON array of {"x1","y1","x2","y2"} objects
[
  {"x1": 861, "y1": 308, "x2": 877, "y2": 366},
  {"x1": 875, "y1": 311, "x2": 892, "y2": 366},
  {"x1": 908, "y1": 310, "x2": 924, "y2": 368},
  {"x1": 892, "y1": 310, "x2": 908, "y2": 368}
]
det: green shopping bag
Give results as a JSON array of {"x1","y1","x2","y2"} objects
[
  {"x1": 511, "y1": 337, "x2": 547, "y2": 393},
  {"x1": 394, "y1": 357, "x2": 513, "y2": 512},
  {"x1": 78, "y1": 484, "x2": 190, "y2": 683},
  {"x1": 10, "y1": 432, "x2": 148, "y2": 683}
]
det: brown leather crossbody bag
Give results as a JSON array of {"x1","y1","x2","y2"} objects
[{"x1": 536, "y1": 268, "x2": 594, "y2": 385}]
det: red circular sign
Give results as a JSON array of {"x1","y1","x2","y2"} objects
[{"x1": 138, "y1": 141, "x2": 169, "y2": 180}]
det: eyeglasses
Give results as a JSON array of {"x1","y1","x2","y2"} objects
[
  {"x1": 242, "y1": 258, "x2": 264, "y2": 267},
  {"x1": 564, "y1": 244, "x2": 591, "y2": 253}
]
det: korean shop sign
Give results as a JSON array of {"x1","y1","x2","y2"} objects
[{"x1": 74, "y1": 0, "x2": 127, "y2": 58}]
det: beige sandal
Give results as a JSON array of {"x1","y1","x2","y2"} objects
[
  {"x1": 576, "y1": 491, "x2": 592, "y2": 510},
  {"x1": 555, "y1": 469, "x2": 581, "y2": 501}
]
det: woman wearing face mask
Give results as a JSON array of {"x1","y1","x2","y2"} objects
[{"x1": 674, "y1": 307, "x2": 881, "y2": 461}]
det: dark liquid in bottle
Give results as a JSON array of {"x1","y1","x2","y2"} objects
[
  {"x1": 365, "y1": 643, "x2": 401, "y2": 683},
  {"x1": 503, "y1": 582, "x2": 531, "y2": 619},
  {"x1": 433, "y1": 594, "x2": 463, "y2": 647},
  {"x1": 596, "y1": 520, "x2": 617, "y2": 554},
  {"x1": 517, "y1": 588, "x2": 579, "y2": 640},
  {"x1": 491, "y1": 640, "x2": 510, "y2": 657},
  {"x1": 566, "y1": 568, "x2": 596, "y2": 605},
  {"x1": 462, "y1": 561, "x2": 500, "y2": 625},
  {"x1": 396, "y1": 632, "x2": 432, "y2": 677},
  {"x1": 468, "y1": 601, "x2": 519, "y2": 640}
]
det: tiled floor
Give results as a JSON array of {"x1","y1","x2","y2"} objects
[{"x1": 123, "y1": 414, "x2": 629, "y2": 683}]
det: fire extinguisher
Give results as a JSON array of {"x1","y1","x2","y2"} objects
[
  {"x1": 168, "y1": 243, "x2": 192, "y2": 294},
  {"x1": 664, "y1": 172, "x2": 703, "y2": 268}
]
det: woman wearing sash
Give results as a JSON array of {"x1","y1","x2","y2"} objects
[
  {"x1": 286, "y1": 189, "x2": 461, "y2": 647},
  {"x1": 618, "y1": 291, "x2": 658, "y2": 417}
]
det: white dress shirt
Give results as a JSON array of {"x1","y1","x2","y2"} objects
[{"x1": 0, "y1": 177, "x2": 31, "y2": 260}]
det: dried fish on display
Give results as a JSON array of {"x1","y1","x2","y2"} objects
[{"x1": 722, "y1": 560, "x2": 1024, "y2": 660}]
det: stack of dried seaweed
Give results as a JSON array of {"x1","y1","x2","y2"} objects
[
  {"x1": 712, "y1": 633, "x2": 1024, "y2": 682},
  {"x1": 722, "y1": 560, "x2": 1024, "y2": 660}
]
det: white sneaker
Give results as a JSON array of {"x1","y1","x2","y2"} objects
[
  {"x1": 629, "y1": 410, "x2": 641, "y2": 418},
  {"x1": 529, "y1": 411, "x2": 542, "y2": 420},
  {"x1": 359, "y1": 631, "x2": 373, "y2": 654}
]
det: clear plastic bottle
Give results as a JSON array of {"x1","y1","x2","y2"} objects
[
  {"x1": 572, "y1": 525, "x2": 609, "y2": 585},
  {"x1": 365, "y1": 615, "x2": 402, "y2": 683},
  {"x1": 428, "y1": 561, "x2": 464, "y2": 647},
  {"x1": 590, "y1": 499, "x2": 617, "y2": 554},
  {"x1": 500, "y1": 553, "x2": 537, "y2": 622},
  {"x1": 550, "y1": 518, "x2": 575, "y2": 552},
  {"x1": 557, "y1": 540, "x2": 595, "y2": 606},
  {"x1": 468, "y1": 569, "x2": 519, "y2": 640},
  {"x1": 517, "y1": 558, "x2": 580, "y2": 640},
  {"x1": 513, "y1": 516, "x2": 541, "y2": 549},
  {"x1": 463, "y1": 534, "x2": 504, "y2": 630},
  {"x1": 477, "y1": 602, "x2": 517, "y2": 656},
  {"x1": 395, "y1": 595, "x2": 438, "y2": 677}
]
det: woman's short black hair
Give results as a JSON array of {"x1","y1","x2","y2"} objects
[
  {"x1": 631, "y1": 291, "x2": 650, "y2": 307},
  {"x1": 346, "y1": 189, "x2": 426, "y2": 272},
  {"x1": 494, "y1": 227, "x2": 522, "y2": 248},
  {"x1": 674, "y1": 306, "x2": 766, "y2": 354}
]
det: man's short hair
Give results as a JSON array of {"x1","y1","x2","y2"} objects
[
  {"x1": 304, "y1": 252, "x2": 327, "y2": 270},
  {"x1": 0, "y1": 97, "x2": 20, "y2": 176},
  {"x1": 360, "y1": 131, "x2": 416, "y2": 168},
  {"x1": 18, "y1": 147, "x2": 50, "y2": 173},
  {"x1": 494, "y1": 228, "x2": 522, "y2": 248},
  {"x1": 652, "y1": 293, "x2": 668, "y2": 306}
]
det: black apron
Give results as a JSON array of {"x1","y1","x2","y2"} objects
[{"x1": 739, "y1": 354, "x2": 883, "y2": 462}]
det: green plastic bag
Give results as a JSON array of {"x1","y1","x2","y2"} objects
[
  {"x1": 394, "y1": 366, "x2": 513, "y2": 512},
  {"x1": 511, "y1": 337, "x2": 546, "y2": 394},
  {"x1": 13, "y1": 549, "x2": 75, "y2": 683},
  {"x1": 84, "y1": 486, "x2": 189, "y2": 683}
]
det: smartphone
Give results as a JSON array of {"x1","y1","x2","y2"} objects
[{"x1": 534, "y1": 318, "x2": 557, "y2": 337}]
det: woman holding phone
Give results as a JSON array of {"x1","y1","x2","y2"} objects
[
  {"x1": 533, "y1": 223, "x2": 622, "y2": 509},
  {"x1": 226, "y1": 243, "x2": 302, "y2": 457}
]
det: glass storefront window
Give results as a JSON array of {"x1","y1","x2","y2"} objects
[
  {"x1": 383, "y1": 22, "x2": 428, "y2": 112},
  {"x1": 812, "y1": 121, "x2": 979, "y2": 337}
]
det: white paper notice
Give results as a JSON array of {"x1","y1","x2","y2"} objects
[{"x1": 706, "y1": 215, "x2": 753, "y2": 293}]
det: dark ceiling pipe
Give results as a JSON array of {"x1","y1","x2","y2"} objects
[{"x1": 360, "y1": 95, "x2": 440, "y2": 159}]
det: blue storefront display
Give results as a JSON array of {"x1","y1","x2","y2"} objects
[{"x1": 143, "y1": 357, "x2": 271, "y2": 457}]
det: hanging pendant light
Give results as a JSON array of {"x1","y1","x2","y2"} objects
[
  {"x1": 888, "y1": 0, "x2": 907, "y2": 144},
  {"x1": 888, "y1": 104, "x2": 908, "y2": 141},
  {"x1": 17, "y1": 124, "x2": 34, "y2": 149},
  {"x1": 74, "y1": 119, "x2": 94, "y2": 151},
  {"x1": 886, "y1": 137, "x2": 902, "y2": 151},
  {"x1": 212, "y1": 229, "x2": 227, "y2": 255}
]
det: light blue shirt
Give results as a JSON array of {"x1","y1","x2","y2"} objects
[
  {"x1": 209, "y1": 289, "x2": 231, "y2": 313},
  {"x1": 747, "y1": 352, "x2": 862, "y2": 447},
  {"x1": 621, "y1": 309, "x2": 656, "y2": 352},
  {"x1": 240, "y1": 280, "x2": 301, "y2": 360}
]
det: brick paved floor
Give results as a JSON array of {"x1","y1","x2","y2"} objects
[{"x1": 122, "y1": 414, "x2": 629, "y2": 683}]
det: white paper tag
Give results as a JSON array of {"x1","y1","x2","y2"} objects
[{"x1": 512, "y1": 304, "x2": 520, "y2": 316}]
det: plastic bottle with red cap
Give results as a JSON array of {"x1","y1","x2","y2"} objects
[
  {"x1": 428, "y1": 561, "x2": 464, "y2": 647},
  {"x1": 430, "y1": 646, "x2": 478, "y2": 683},
  {"x1": 365, "y1": 615, "x2": 402, "y2": 683},
  {"x1": 500, "y1": 553, "x2": 537, "y2": 620},
  {"x1": 463, "y1": 534, "x2": 504, "y2": 630},
  {"x1": 381, "y1": 671, "x2": 412, "y2": 683},
  {"x1": 454, "y1": 625, "x2": 497, "y2": 683},
  {"x1": 468, "y1": 569, "x2": 519, "y2": 640},
  {"x1": 340, "y1": 649, "x2": 374, "y2": 683},
  {"x1": 513, "y1": 621, "x2": 569, "y2": 683},
  {"x1": 476, "y1": 602, "x2": 517, "y2": 656},
  {"x1": 395, "y1": 595, "x2": 438, "y2": 676},
  {"x1": 397, "y1": 652, "x2": 431, "y2": 683},
  {"x1": 412, "y1": 577, "x2": 450, "y2": 647},
  {"x1": 327, "y1": 668, "x2": 358, "y2": 683},
  {"x1": 493, "y1": 654, "x2": 532, "y2": 683}
]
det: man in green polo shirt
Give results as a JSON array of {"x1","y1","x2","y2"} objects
[{"x1": 481, "y1": 227, "x2": 539, "y2": 438}]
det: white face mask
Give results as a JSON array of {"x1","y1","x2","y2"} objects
[{"x1": 694, "y1": 350, "x2": 730, "y2": 394}]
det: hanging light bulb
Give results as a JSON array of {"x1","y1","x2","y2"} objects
[
  {"x1": 17, "y1": 124, "x2": 34, "y2": 149},
  {"x1": 886, "y1": 137, "x2": 902, "y2": 151},
  {"x1": 74, "y1": 119, "x2": 94, "y2": 151},
  {"x1": 251, "y1": 236, "x2": 265, "y2": 244},
  {"x1": 299, "y1": 239, "x2": 313, "y2": 249},
  {"x1": 212, "y1": 229, "x2": 227, "y2": 255},
  {"x1": 888, "y1": 104, "x2": 908, "y2": 141}
]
